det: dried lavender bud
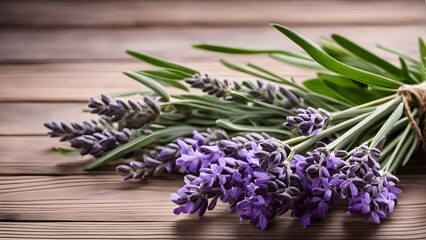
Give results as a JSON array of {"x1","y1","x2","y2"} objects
[
  {"x1": 284, "y1": 107, "x2": 331, "y2": 136},
  {"x1": 70, "y1": 128, "x2": 140, "y2": 158},
  {"x1": 88, "y1": 94, "x2": 161, "y2": 129},
  {"x1": 329, "y1": 144, "x2": 401, "y2": 224},
  {"x1": 185, "y1": 73, "x2": 231, "y2": 98},
  {"x1": 44, "y1": 120, "x2": 106, "y2": 141},
  {"x1": 116, "y1": 129, "x2": 229, "y2": 181},
  {"x1": 185, "y1": 74, "x2": 301, "y2": 109}
]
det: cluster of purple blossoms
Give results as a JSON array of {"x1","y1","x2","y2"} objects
[
  {"x1": 284, "y1": 107, "x2": 331, "y2": 136},
  {"x1": 171, "y1": 135, "x2": 302, "y2": 230},
  {"x1": 290, "y1": 143, "x2": 401, "y2": 227},
  {"x1": 290, "y1": 142, "x2": 346, "y2": 227},
  {"x1": 332, "y1": 145, "x2": 401, "y2": 224},
  {"x1": 171, "y1": 139, "x2": 402, "y2": 229}
]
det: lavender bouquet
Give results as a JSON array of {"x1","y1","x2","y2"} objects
[{"x1": 45, "y1": 25, "x2": 425, "y2": 229}]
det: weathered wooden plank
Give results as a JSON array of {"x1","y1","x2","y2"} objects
[
  {"x1": 0, "y1": 0, "x2": 423, "y2": 28},
  {"x1": 0, "y1": 61, "x2": 316, "y2": 102},
  {"x1": 0, "y1": 136, "x2": 424, "y2": 175},
  {"x1": 0, "y1": 136, "x2": 114, "y2": 175},
  {"x1": 0, "y1": 26, "x2": 423, "y2": 62},
  {"x1": 0, "y1": 103, "x2": 89, "y2": 135},
  {"x1": 0, "y1": 175, "x2": 424, "y2": 223},
  {"x1": 0, "y1": 221, "x2": 425, "y2": 240}
]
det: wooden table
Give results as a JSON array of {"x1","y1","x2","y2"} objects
[{"x1": 0, "y1": 0, "x2": 425, "y2": 239}]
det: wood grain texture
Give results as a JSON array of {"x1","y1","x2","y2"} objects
[
  {"x1": 1, "y1": 26, "x2": 424, "y2": 62},
  {"x1": 0, "y1": 0, "x2": 424, "y2": 28},
  {"x1": 0, "y1": 103, "x2": 88, "y2": 135},
  {"x1": 0, "y1": 61, "x2": 313, "y2": 101},
  {"x1": 0, "y1": 220, "x2": 425, "y2": 240},
  {"x1": 0, "y1": 175, "x2": 424, "y2": 223},
  {"x1": 0, "y1": 61, "x2": 316, "y2": 102}
]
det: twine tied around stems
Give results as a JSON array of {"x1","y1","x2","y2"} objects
[{"x1": 397, "y1": 81, "x2": 426, "y2": 147}]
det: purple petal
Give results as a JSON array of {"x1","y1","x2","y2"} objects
[
  {"x1": 362, "y1": 204, "x2": 370, "y2": 214},
  {"x1": 322, "y1": 166, "x2": 330, "y2": 177},
  {"x1": 349, "y1": 183, "x2": 358, "y2": 197},
  {"x1": 173, "y1": 206, "x2": 184, "y2": 215},
  {"x1": 236, "y1": 200, "x2": 250, "y2": 212},
  {"x1": 300, "y1": 214, "x2": 311, "y2": 228},
  {"x1": 198, "y1": 200, "x2": 208, "y2": 217},
  {"x1": 387, "y1": 200, "x2": 395, "y2": 213},
  {"x1": 259, "y1": 215, "x2": 267, "y2": 230},
  {"x1": 389, "y1": 186, "x2": 402, "y2": 195},
  {"x1": 371, "y1": 211, "x2": 380, "y2": 224},
  {"x1": 324, "y1": 189, "x2": 332, "y2": 201}
]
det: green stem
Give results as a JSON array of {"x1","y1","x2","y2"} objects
[
  {"x1": 84, "y1": 125, "x2": 201, "y2": 170},
  {"x1": 383, "y1": 123, "x2": 412, "y2": 172},
  {"x1": 292, "y1": 112, "x2": 370, "y2": 152},
  {"x1": 331, "y1": 107, "x2": 376, "y2": 121},
  {"x1": 283, "y1": 135, "x2": 310, "y2": 145},
  {"x1": 331, "y1": 94, "x2": 397, "y2": 120},
  {"x1": 327, "y1": 96, "x2": 402, "y2": 150}
]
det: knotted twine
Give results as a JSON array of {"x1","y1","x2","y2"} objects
[{"x1": 397, "y1": 81, "x2": 426, "y2": 148}]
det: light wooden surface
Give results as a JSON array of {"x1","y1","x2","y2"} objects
[{"x1": 0, "y1": 0, "x2": 425, "y2": 239}]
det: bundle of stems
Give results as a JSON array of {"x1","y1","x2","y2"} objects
[{"x1": 45, "y1": 24, "x2": 425, "y2": 229}]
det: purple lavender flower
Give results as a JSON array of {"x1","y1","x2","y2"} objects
[
  {"x1": 185, "y1": 74, "x2": 301, "y2": 108},
  {"x1": 70, "y1": 128, "x2": 140, "y2": 158},
  {"x1": 284, "y1": 107, "x2": 330, "y2": 136},
  {"x1": 44, "y1": 119, "x2": 106, "y2": 141},
  {"x1": 185, "y1": 73, "x2": 231, "y2": 98},
  {"x1": 290, "y1": 142, "x2": 346, "y2": 227},
  {"x1": 171, "y1": 135, "x2": 301, "y2": 230},
  {"x1": 331, "y1": 144, "x2": 401, "y2": 224},
  {"x1": 88, "y1": 94, "x2": 160, "y2": 129},
  {"x1": 116, "y1": 129, "x2": 228, "y2": 180}
]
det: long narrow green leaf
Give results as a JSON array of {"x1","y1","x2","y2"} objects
[
  {"x1": 52, "y1": 147, "x2": 81, "y2": 157},
  {"x1": 123, "y1": 71, "x2": 170, "y2": 102},
  {"x1": 331, "y1": 34, "x2": 402, "y2": 80},
  {"x1": 399, "y1": 58, "x2": 419, "y2": 84},
  {"x1": 192, "y1": 43, "x2": 311, "y2": 60},
  {"x1": 137, "y1": 72, "x2": 189, "y2": 91},
  {"x1": 328, "y1": 97, "x2": 402, "y2": 150},
  {"x1": 376, "y1": 43, "x2": 422, "y2": 67},
  {"x1": 319, "y1": 73, "x2": 389, "y2": 104},
  {"x1": 302, "y1": 78, "x2": 348, "y2": 103},
  {"x1": 269, "y1": 53, "x2": 329, "y2": 72},
  {"x1": 216, "y1": 119, "x2": 291, "y2": 136},
  {"x1": 126, "y1": 50, "x2": 198, "y2": 75},
  {"x1": 141, "y1": 69, "x2": 188, "y2": 79},
  {"x1": 271, "y1": 24, "x2": 403, "y2": 89},
  {"x1": 402, "y1": 132, "x2": 417, "y2": 166},
  {"x1": 85, "y1": 126, "x2": 198, "y2": 170},
  {"x1": 110, "y1": 90, "x2": 155, "y2": 98},
  {"x1": 420, "y1": 37, "x2": 426, "y2": 67},
  {"x1": 370, "y1": 102, "x2": 404, "y2": 148},
  {"x1": 220, "y1": 59, "x2": 284, "y2": 84}
]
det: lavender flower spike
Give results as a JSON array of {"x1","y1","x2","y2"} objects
[
  {"x1": 284, "y1": 107, "x2": 330, "y2": 136},
  {"x1": 88, "y1": 94, "x2": 161, "y2": 129}
]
